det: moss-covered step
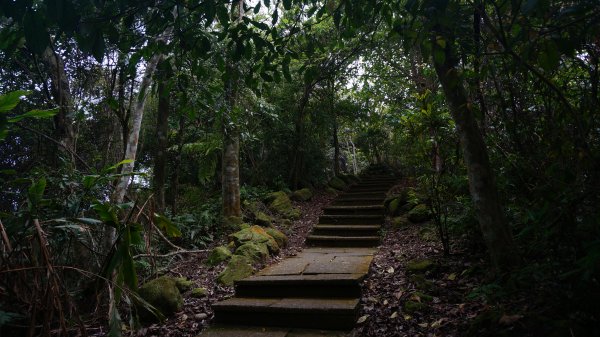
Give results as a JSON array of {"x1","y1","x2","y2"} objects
[
  {"x1": 305, "y1": 235, "x2": 380, "y2": 247},
  {"x1": 322, "y1": 205, "x2": 384, "y2": 216},
  {"x1": 318, "y1": 214, "x2": 384, "y2": 225},
  {"x1": 311, "y1": 225, "x2": 380, "y2": 237},
  {"x1": 212, "y1": 297, "x2": 360, "y2": 330}
]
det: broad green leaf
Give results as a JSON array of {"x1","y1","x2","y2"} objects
[
  {"x1": 72, "y1": 217, "x2": 103, "y2": 226},
  {"x1": 0, "y1": 90, "x2": 29, "y2": 112},
  {"x1": 27, "y1": 177, "x2": 46, "y2": 209},
  {"x1": 154, "y1": 213, "x2": 182, "y2": 237},
  {"x1": 7, "y1": 108, "x2": 58, "y2": 123},
  {"x1": 254, "y1": 2, "x2": 261, "y2": 14},
  {"x1": 103, "y1": 159, "x2": 134, "y2": 173},
  {"x1": 433, "y1": 48, "x2": 445, "y2": 65},
  {"x1": 539, "y1": 40, "x2": 560, "y2": 72}
]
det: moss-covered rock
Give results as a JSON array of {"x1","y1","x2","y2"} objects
[
  {"x1": 138, "y1": 276, "x2": 183, "y2": 319},
  {"x1": 230, "y1": 225, "x2": 280, "y2": 254},
  {"x1": 281, "y1": 219, "x2": 293, "y2": 228},
  {"x1": 328, "y1": 176, "x2": 347, "y2": 190},
  {"x1": 206, "y1": 246, "x2": 232, "y2": 266},
  {"x1": 408, "y1": 274, "x2": 435, "y2": 291},
  {"x1": 265, "y1": 227, "x2": 288, "y2": 248},
  {"x1": 403, "y1": 300, "x2": 428, "y2": 313},
  {"x1": 419, "y1": 226, "x2": 438, "y2": 242},
  {"x1": 407, "y1": 204, "x2": 431, "y2": 223},
  {"x1": 325, "y1": 187, "x2": 339, "y2": 195},
  {"x1": 174, "y1": 277, "x2": 194, "y2": 292},
  {"x1": 254, "y1": 211, "x2": 273, "y2": 227},
  {"x1": 291, "y1": 188, "x2": 313, "y2": 201},
  {"x1": 265, "y1": 191, "x2": 301, "y2": 219},
  {"x1": 406, "y1": 258, "x2": 434, "y2": 272},
  {"x1": 391, "y1": 216, "x2": 410, "y2": 228},
  {"x1": 217, "y1": 255, "x2": 254, "y2": 286},
  {"x1": 411, "y1": 291, "x2": 433, "y2": 303},
  {"x1": 190, "y1": 287, "x2": 207, "y2": 298},
  {"x1": 388, "y1": 198, "x2": 401, "y2": 215},
  {"x1": 234, "y1": 242, "x2": 269, "y2": 263}
]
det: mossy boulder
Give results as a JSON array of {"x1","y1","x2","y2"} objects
[
  {"x1": 403, "y1": 300, "x2": 428, "y2": 313},
  {"x1": 388, "y1": 198, "x2": 401, "y2": 215},
  {"x1": 174, "y1": 277, "x2": 194, "y2": 292},
  {"x1": 406, "y1": 258, "x2": 434, "y2": 272},
  {"x1": 234, "y1": 242, "x2": 269, "y2": 263},
  {"x1": 411, "y1": 291, "x2": 433, "y2": 303},
  {"x1": 190, "y1": 287, "x2": 207, "y2": 298},
  {"x1": 419, "y1": 226, "x2": 438, "y2": 242},
  {"x1": 281, "y1": 219, "x2": 293, "y2": 228},
  {"x1": 407, "y1": 204, "x2": 431, "y2": 223},
  {"x1": 391, "y1": 216, "x2": 410, "y2": 228},
  {"x1": 230, "y1": 225, "x2": 280, "y2": 254},
  {"x1": 138, "y1": 276, "x2": 183, "y2": 319},
  {"x1": 254, "y1": 211, "x2": 273, "y2": 227},
  {"x1": 408, "y1": 274, "x2": 435, "y2": 291},
  {"x1": 325, "y1": 187, "x2": 339, "y2": 195},
  {"x1": 328, "y1": 176, "x2": 347, "y2": 190},
  {"x1": 265, "y1": 191, "x2": 301, "y2": 219},
  {"x1": 206, "y1": 246, "x2": 232, "y2": 266},
  {"x1": 265, "y1": 227, "x2": 288, "y2": 248},
  {"x1": 217, "y1": 255, "x2": 255, "y2": 286},
  {"x1": 291, "y1": 188, "x2": 313, "y2": 201}
]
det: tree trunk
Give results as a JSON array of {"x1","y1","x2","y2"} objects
[
  {"x1": 42, "y1": 47, "x2": 76, "y2": 162},
  {"x1": 333, "y1": 115, "x2": 340, "y2": 175},
  {"x1": 153, "y1": 61, "x2": 171, "y2": 213},
  {"x1": 431, "y1": 35, "x2": 520, "y2": 271},
  {"x1": 222, "y1": 0, "x2": 244, "y2": 219}
]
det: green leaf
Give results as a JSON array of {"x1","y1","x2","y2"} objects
[
  {"x1": 522, "y1": 0, "x2": 539, "y2": 14},
  {"x1": 254, "y1": 2, "x2": 261, "y2": 14},
  {"x1": 154, "y1": 213, "x2": 182, "y2": 238},
  {"x1": 433, "y1": 48, "x2": 445, "y2": 65},
  {"x1": 7, "y1": 108, "x2": 58, "y2": 123},
  {"x1": 72, "y1": 217, "x2": 103, "y2": 226},
  {"x1": 103, "y1": 159, "x2": 134, "y2": 173},
  {"x1": 216, "y1": 4, "x2": 229, "y2": 26},
  {"x1": 0, "y1": 90, "x2": 30, "y2": 112},
  {"x1": 27, "y1": 177, "x2": 46, "y2": 208},
  {"x1": 23, "y1": 10, "x2": 50, "y2": 54}
]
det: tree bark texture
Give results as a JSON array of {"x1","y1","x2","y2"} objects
[
  {"x1": 153, "y1": 61, "x2": 171, "y2": 212},
  {"x1": 432, "y1": 36, "x2": 520, "y2": 271},
  {"x1": 221, "y1": 0, "x2": 244, "y2": 218},
  {"x1": 42, "y1": 47, "x2": 76, "y2": 161}
]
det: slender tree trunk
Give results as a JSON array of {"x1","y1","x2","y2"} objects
[
  {"x1": 431, "y1": 34, "x2": 520, "y2": 271},
  {"x1": 289, "y1": 83, "x2": 312, "y2": 189},
  {"x1": 170, "y1": 115, "x2": 186, "y2": 215},
  {"x1": 42, "y1": 47, "x2": 75, "y2": 162},
  {"x1": 222, "y1": 1, "x2": 243, "y2": 219},
  {"x1": 333, "y1": 115, "x2": 340, "y2": 175},
  {"x1": 153, "y1": 61, "x2": 171, "y2": 212}
]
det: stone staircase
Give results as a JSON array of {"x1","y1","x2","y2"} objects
[{"x1": 201, "y1": 171, "x2": 397, "y2": 336}]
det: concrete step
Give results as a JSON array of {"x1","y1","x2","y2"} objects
[
  {"x1": 212, "y1": 297, "x2": 360, "y2": 330},
  {"x1": 306, "y1": 235, "x2": 380, "y2": 247},
  {"x1": 345, "y1": 186, "x2": 391, "y2": 193},
  {"x1": 235, "y1": 273, "x2": 365, "y2": 298},
  {"x1": 322, "y1": 205, "x2": 384, "y2": 215},
  {"x1": 339, "y1": 191, "x2": 386, "y2": 198},
  {"x1": 200, "y1": 325, "x2": 347, "y2": 337},
  {"x1": 318, "y1": 214, "x2": 383, "y2": 225},
  {"x1": 332, "y1": 197, "x2": 385, "y2": 206},
  {"x1": 312, "y1": 225, "x2": 380, "y2": 236}
]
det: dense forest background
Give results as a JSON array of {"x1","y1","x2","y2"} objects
[{"x1": 1, "y1": 0, "x2": 599, "y2": 336}]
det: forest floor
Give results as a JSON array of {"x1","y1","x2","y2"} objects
[{"x1": 114, "y1": 190, "x2": 521, "y2": 337}]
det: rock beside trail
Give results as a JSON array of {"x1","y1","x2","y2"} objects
[
  {"x1": 291, "y1": 188, "x2": 313, "y2": 201},
  {"x1": 407, "y1": 204, "x2": 431, "y2": 223},
  {"x1": 206, "y1": 246, "x2": 232, "y2": 266},
  {"x1": 138, "y1": 276, "x2": 183, "y2": 320},
  {"x1": 174, "y1": 277, "x2": 194, "y2": 291},
  {"x1": 328, "y1": 176, "x2": 347, "y2": 190},
  {"x1": 406, "y1": 258, "x2": 434, "y2": 272},
  {"x1": 392, "y1": 216, "x2": 410, "y2": 228},
  {"x1": 254, "y1": 211, "x2": 273, "y2": 227},
  {"x1": 217, "y1": 255, "x2": 255, "y2": 286},
  {"x1": 191, "y1": 287, "x2": 207, "y2": 298},
  {"x1": 230, "y1": 225, "x2": 280, "y2": 254},
  {"x1": 265, "y1": 191, "x2": 301, "y2": 219},
  {"x1": 234, "y1": 242, "x2": 269, "y2": 263},
  {"x1": 265, "y1": 227, "x2": 288, "y2": 248}
]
